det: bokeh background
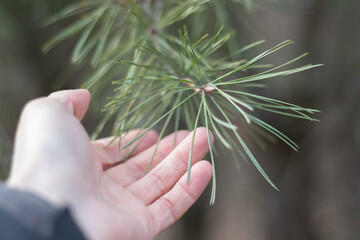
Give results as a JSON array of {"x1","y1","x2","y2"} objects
[{"x1": 1, "y1": 0, "x2": 359, "y2": 239}]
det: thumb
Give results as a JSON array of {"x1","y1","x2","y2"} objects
[
  {"x1": 10, "y1": 89, "x2": 93, "y2": 182},
  {"x1": 48, "y1": 89, "x2": 91, "y2": 121},
  {"x1": 8, "y1": 89, "x2": 95, "y2": 206}
]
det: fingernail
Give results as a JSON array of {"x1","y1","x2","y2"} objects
[{"x1": 48, "y1": 92, "x2": 74, "y2": 114}]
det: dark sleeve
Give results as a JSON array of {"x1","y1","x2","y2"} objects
[{"x1": 0, "y1": 184, "x2": 86, "y2": 240}]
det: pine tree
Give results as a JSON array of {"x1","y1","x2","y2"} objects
[{"x1": 43, "y1": 0, "x2": 321, "y2": 204}]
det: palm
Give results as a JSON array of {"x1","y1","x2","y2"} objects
[{"x1": 91, "y1": 129, "x2": 212, "y2": 239}]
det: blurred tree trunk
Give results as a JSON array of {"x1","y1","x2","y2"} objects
[{"x1": 294, "y1": 1, "x2": 360, "y2": 239}]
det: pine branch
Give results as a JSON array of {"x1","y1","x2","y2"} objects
[{"x1": 43, "y1": 0, "x2": 321, "y2": 204}]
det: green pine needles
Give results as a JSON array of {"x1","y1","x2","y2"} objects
[{"x1": 43, "y1": 0, "x2": 321, "y2": 205}]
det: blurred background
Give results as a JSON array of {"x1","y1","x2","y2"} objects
[{"x1": 1, "y1": 0, "x2": 359, "y2": 239}]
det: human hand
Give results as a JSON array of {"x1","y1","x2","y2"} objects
[{"x1": 7, "y1": 89, "x2": 213, "y2": 240}]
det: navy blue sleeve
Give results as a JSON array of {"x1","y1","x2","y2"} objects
[{"x1": 0, "y1": 185, "x2": 86, "y2": 240}]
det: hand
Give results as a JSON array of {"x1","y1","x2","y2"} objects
[{"x1": 7, "y1": 89, "x2": 213, "y2": 240}]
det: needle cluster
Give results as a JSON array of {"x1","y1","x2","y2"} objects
[{"x1": 43, "y1": 0, "x2": 321, "y2": 204}]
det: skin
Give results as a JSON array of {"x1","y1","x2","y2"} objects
[{"x1": 6, "y1": 89, "x2": 213, "y2": 240}]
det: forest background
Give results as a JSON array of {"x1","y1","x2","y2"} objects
[{"x1": 1, "y1": 0, "x2": 360, "y2": 239}]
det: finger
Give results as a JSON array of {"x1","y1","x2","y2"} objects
[
  {"x1": 92, "y1": 130, "x2": 158, "y2": 168},
  {"x1": 48, "y1": 89, "x2": 90, "y2": 121},
  {"x1": 127, "y1": 127, "x2": 213, "y2": 205},
  {"x1": 147, "y1": 161, "x2": 212, "y2": 237},
  {"x1": 105, "y1": 130, "x2": 189, "y2": 186}
]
